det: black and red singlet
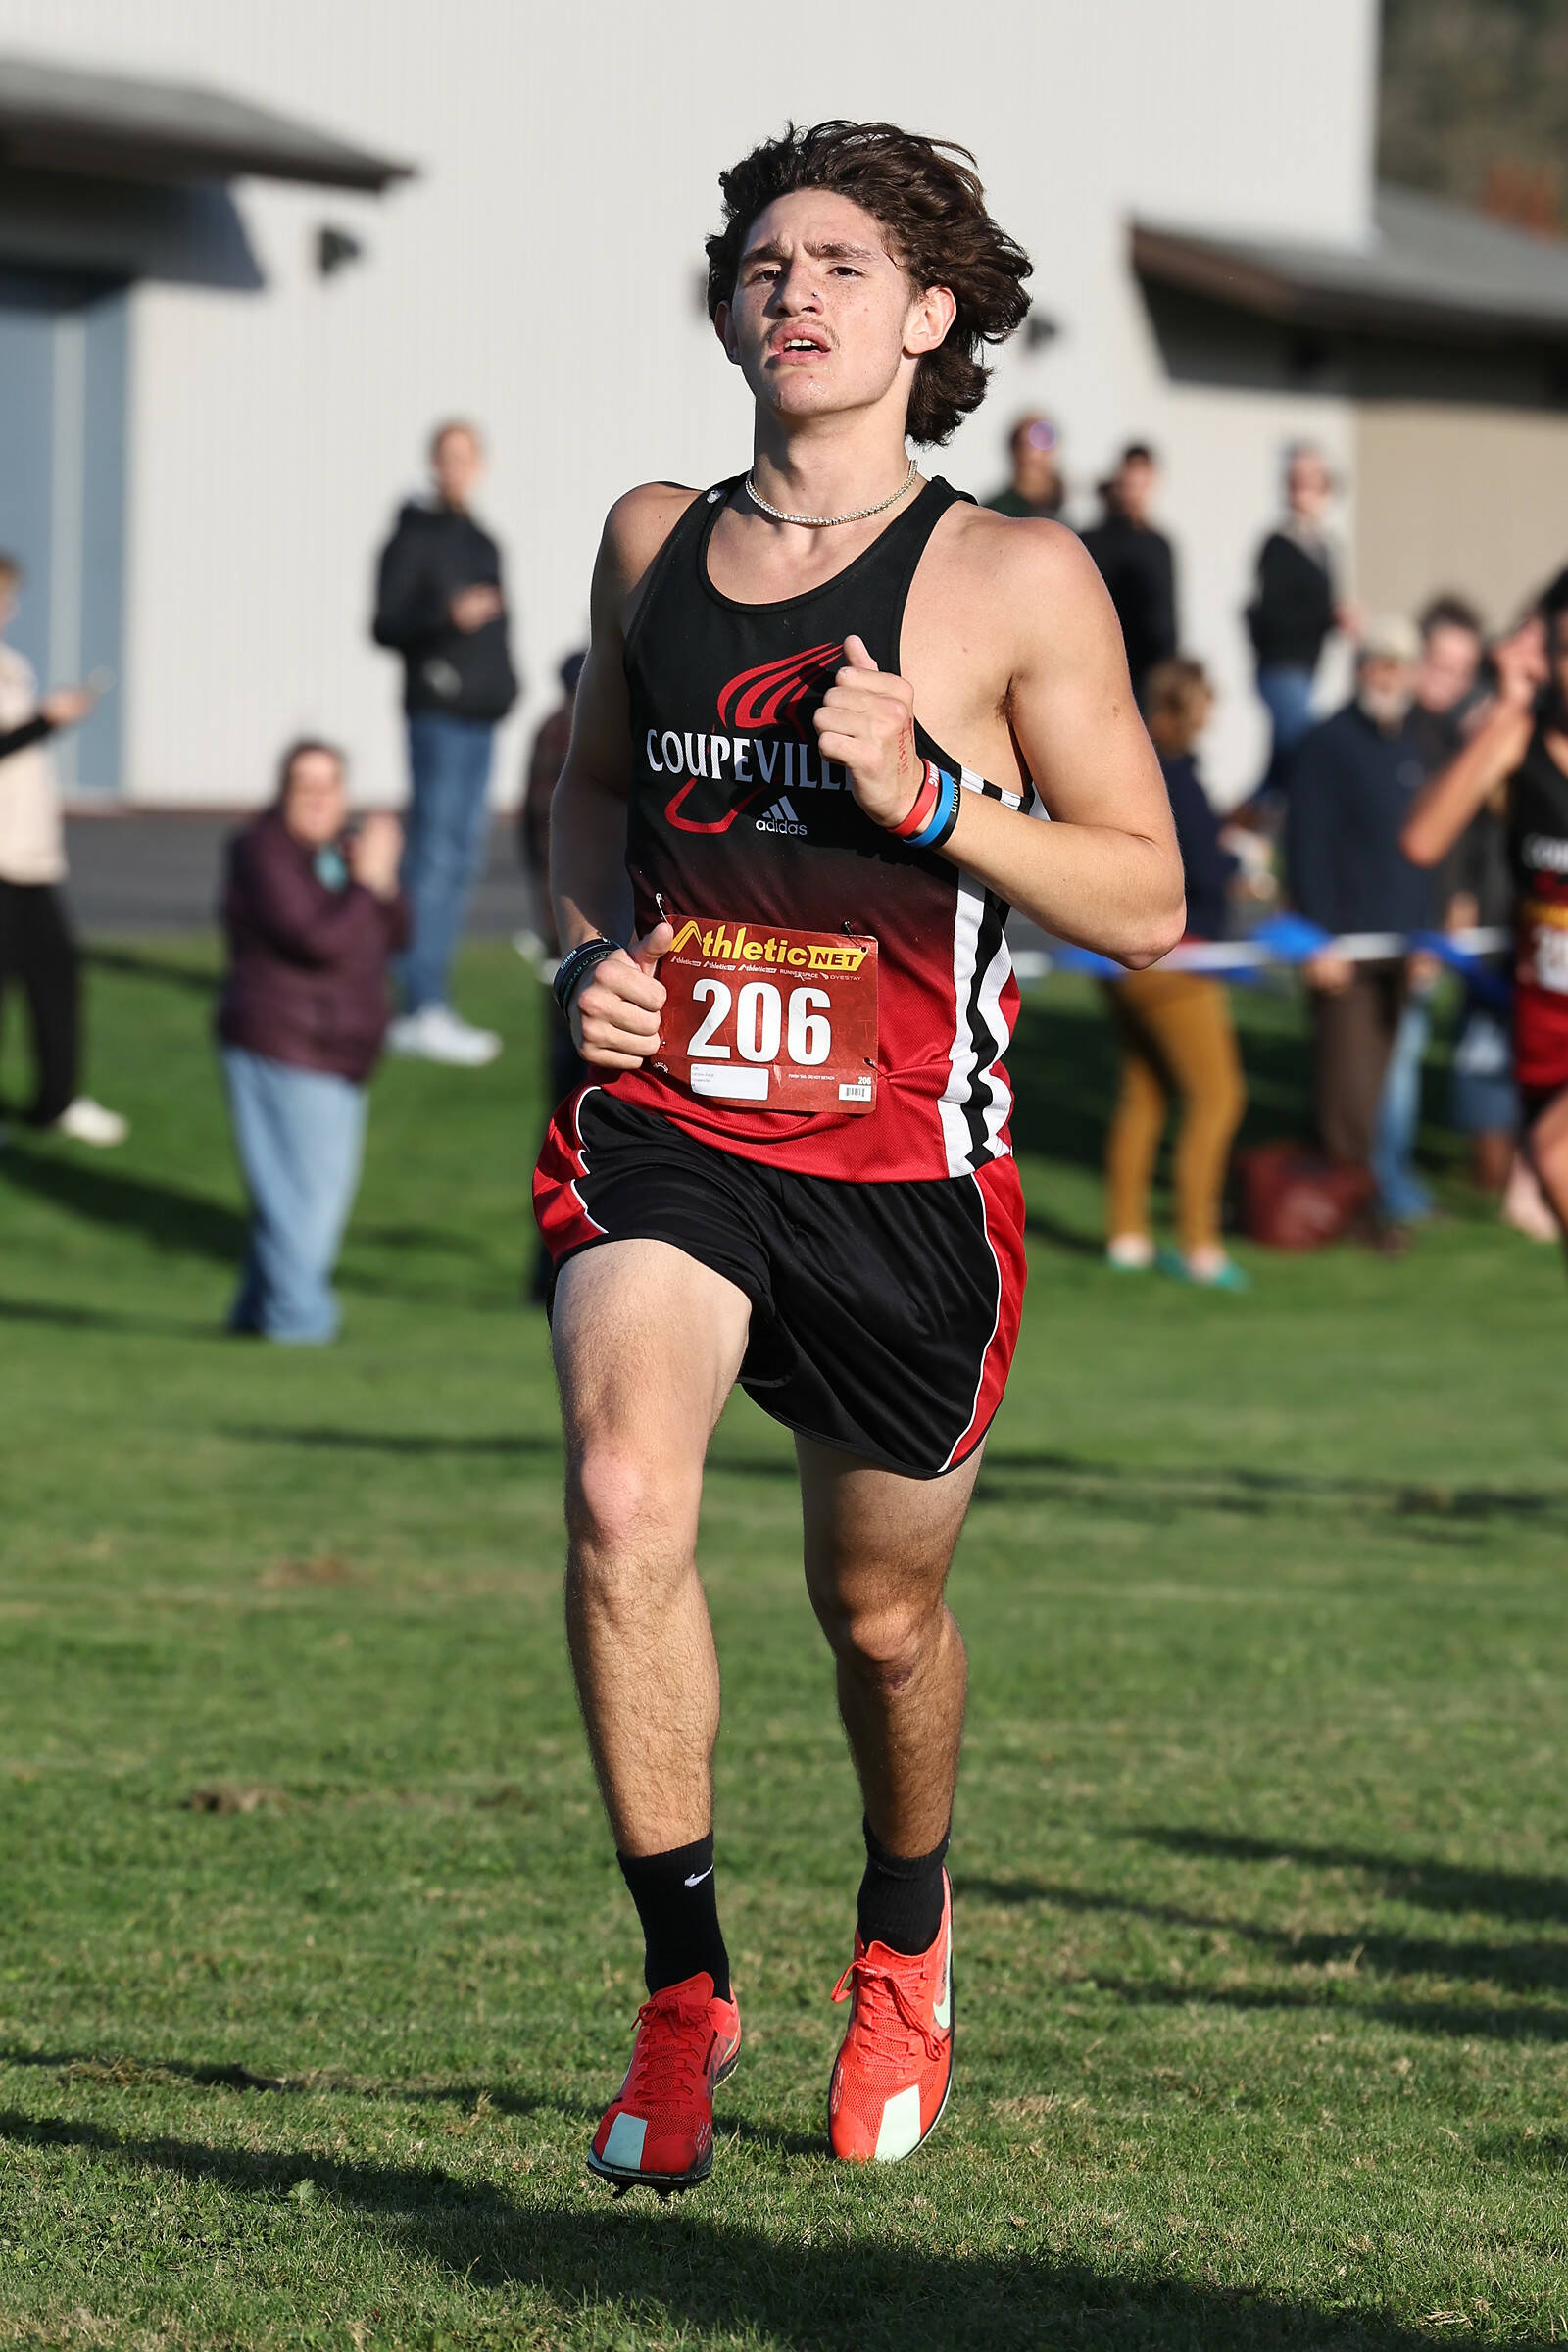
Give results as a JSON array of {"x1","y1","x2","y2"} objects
[{"x1": 609, "y1": 476, "x2": 1043, "y2": 1183}]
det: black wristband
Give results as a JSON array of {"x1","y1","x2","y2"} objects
[
  {"x1": 553, "y1": 936, "x2": 621, "y2": 1012},
  {"x1": 923, "y1": 782, "x2": 961, "y2": 853}
]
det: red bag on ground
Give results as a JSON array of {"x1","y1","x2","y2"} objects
[{"x1": 1234, "y1": 1142, "x2": 1375, "y2": 1250}]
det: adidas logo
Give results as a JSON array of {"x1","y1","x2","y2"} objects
[{"x1": 755, "y1": 795, "x2": 808, "y2": 837}]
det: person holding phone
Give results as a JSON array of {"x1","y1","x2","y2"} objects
[{"x1": 217, "y1": 741, "x2": 407, "y2": 1342}]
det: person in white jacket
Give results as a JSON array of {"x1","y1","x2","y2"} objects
[{"x1": 0, "y1": 553, "x2": 126, "y2": 1146}]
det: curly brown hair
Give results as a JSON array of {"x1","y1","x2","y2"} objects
[{"x1": 705, "y1": 121, "x2": 1032, "y2": 447}]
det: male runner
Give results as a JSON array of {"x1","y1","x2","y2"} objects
[
  {"x1": 534, "y1": 120, "x2": 1184, "y2": 2194},
  {"x1": 1403, "y1": 576, "x2": 1568, "y2": 1241}
]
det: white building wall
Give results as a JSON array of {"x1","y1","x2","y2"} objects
[{"x1": 0, "y1": 0, "x2": 1377, "y2": 808}]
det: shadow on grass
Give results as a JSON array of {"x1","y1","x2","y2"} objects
[
  {"x1": 221, "y1": 1424, "x2": 562, "y2": 1460},
  {"x1": 970, "y1": 1448, "x2": 1568, "y2": 1528},
  {"x1": 956, "y1": 1874, "x2": 1568, "y2": 2012},
  {"x1": 0, "y1": 1148, "x2": 243, "y2": 1261},
  {"x1": 0, "y1": 1293, "x2": 209, "y2": 1337},
  {"x1": 1139, "y1": 1829, "x2": 1568, "y2": 1927},
  {"x1": 0, "y1": 2109, "x2": 1499, "y2": 2349},
  {"x1": 83, "y1": 946, "x2": 218, "y2": 997},
  {"x1": 0, "y1": 2047, "x2": 822, "y2": 2157},
  {"x1": 355, "y1": 1223, "x2": 491, "y2": 1257}
]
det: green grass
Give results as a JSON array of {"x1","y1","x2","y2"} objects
[{"x1": 3, "y1": 943, "x2": 1568, "y2": 2348}]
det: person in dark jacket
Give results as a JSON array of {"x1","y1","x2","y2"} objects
[
  {"x1": 1247, "y1": 443, "x2": 1351, "y2": 799},
  {"x1": 218, "y1": 740, "x2": 407, "y2": 1343},
  {"x1": 1372, "y1": 596, "x2": 1486, "y2": 1222},
  {"x1": 1287, "y1": 618, "x2": 1432, "y2": 1240},
  {"x1": 1102, "y1": 660, "x2": 1247, "y2": 1288},
  {"x1": 372, "y1": 419, "x2": 517, "y2": 1066},
  {"x1": 1080, "y1": 443, "x2": 1177, "y2": 704}
]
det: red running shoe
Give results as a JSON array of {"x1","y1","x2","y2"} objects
[
  {"x1": 828, "y1": 1871, "x2": 953, "y2": 2163},
  {"x1": 587, "y1": 1972, "x2": 742, "y2": 2195}
]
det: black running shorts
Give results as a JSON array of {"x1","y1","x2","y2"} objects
[{"x1": 534, "y1": 1088, "x2": 1027, "y2": 1479}]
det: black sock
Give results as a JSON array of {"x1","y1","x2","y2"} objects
[
  {"x1": 857, "y1": 1816, "x2": 950, "y2": 1957},
  {"x1": 618, "y1": 1834, "x2": 731, "y2": 2000}
]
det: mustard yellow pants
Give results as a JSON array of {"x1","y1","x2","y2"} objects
[{"x1": 1103, "y1": 968, "x2": 1246, "y2": 1253}]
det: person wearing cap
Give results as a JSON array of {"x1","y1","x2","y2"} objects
[
  {"x1": 986, "y1": 415, "x2": 1068, "y2": 523},
  {"x1": 1286, "y1": 615, "x2": 1436, "y2": 1248}
]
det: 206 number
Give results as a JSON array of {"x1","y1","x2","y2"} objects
[{"x1": 688, "y1": 979, "x2": 831, "y2": 1065}]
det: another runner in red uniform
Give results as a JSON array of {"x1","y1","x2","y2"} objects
[
  {"x1": 535, "y1": 121, "x2": 1184, "y2": 2193},
  {"x1": 1404, "y1": 577, "x2": 1568, "y2": 1243}
]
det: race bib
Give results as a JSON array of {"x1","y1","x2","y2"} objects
[
  {"x1": 653, "y1": 915, "x2": 878, "y2": 1114},
  {"x1": 1525, "y1": 900, "x2": 1568, "y2": 996}
]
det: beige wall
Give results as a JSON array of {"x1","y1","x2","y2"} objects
[
  {"x1": 0, "y1": 0, "x2": 1377, "y2": 807},
  {"x1": 1354, "y1": 401, "x2": 1568, "y2": 631}
]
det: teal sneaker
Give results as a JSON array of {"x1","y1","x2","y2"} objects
[{"x1": 1155, "y1": 1246, "x2": 1251, "y2": 1292}]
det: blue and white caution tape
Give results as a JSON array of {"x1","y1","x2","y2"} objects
[{"x1": 1013, "y1": 918, "x2": 1511, "y2": 1012}]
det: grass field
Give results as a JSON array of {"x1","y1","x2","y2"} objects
[{"x1": 3, "y1": 940, "x2": 1568, "y2": 2349}]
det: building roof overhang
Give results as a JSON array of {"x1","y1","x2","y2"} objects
[
  {"x1": 0, "y1": 51, "x2": 412, "y2": 193},
  {"x1": 1132, "y1": 184, "x2": 1568, "y2": 349}
]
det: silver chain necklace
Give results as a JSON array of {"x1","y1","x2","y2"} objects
[{"x1": 742, "y1": 457, "x2": 918, "y2": 529}]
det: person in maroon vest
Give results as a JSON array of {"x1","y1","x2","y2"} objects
[{"x1": 217, "y1": 740, "x2": 406, "y2": 1341}]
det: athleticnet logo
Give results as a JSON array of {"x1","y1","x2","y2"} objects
[{"x1": 755, "y1": 795, "x2": 808, "y2": 838}]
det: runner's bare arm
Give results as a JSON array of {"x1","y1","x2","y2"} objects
[
  {"x1": 814, "y1": 525, "x2": 1185, "y2": 968},
  {"x1": 551, "y1": 487, "x2": 695, "y2": 1067},
  {"x1": 1401, "y1": 617, "x2": 1544, "y2": 868}
]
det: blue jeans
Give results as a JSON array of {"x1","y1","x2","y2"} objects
[
  {"x1": 399, "y1": 710, "x2": 495, "y2": 1013},
  {"x1": 221, "y1": 1048, "x2": 368, "y2": 1342},
  {"x1": 1450, "y1": 1002, "x2": 1519, "y2": 1137},
  {"x1": 1372, "y1": 986, "x2": 1434, "y2": 1222},
  {"x1": 1256, "y1": 665, "x2": 1317, "y2": 799}
]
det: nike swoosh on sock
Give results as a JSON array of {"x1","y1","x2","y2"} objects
[{"x1": 684, "y1": 1865, "x2": 714, "y2": 1887}]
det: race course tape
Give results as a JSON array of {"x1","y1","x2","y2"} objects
[{"x1": 1014, "y1": 919, "x2": 1512, "y2": 1010}]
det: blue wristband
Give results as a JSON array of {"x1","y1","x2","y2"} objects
[{"x1": 905, "y1": 766, "x2": 959, "y2": 851}]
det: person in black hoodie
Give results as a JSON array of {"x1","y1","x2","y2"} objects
[
  {"x1": 1080, "y1": 443, "x2": 1177, "y2": 706},
  {"x1": 1247, "y1": 442, "x2": 1351, "y2": 802},
  {"x1": 372, "y1": 419, "x2": 518, "y2": 1065}
]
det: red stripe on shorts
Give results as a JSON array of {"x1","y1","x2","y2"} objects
[
  {"x1": 942, "y1": 1153, "x2": 1028, "y2": 1471},
  {"x1": 532, "y1": 1086, "x2": 606, "y2": 1261}
]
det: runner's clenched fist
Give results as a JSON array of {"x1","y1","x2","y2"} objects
[
  {"x1": 814, "y1": 635, "x2": 923, "y2": 828},
  {"x1": 570, "y1": 920, "x2": 672, "y2": 1070}
]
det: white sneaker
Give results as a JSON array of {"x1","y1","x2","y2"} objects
[
  {"x1": 386, "y1": 1004, "x2": 502, "y2": 1067},
  {"x1": 54, "y1": 1096, "x2": 129, "y2": 1147}
]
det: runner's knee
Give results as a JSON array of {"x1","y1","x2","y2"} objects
[
  {"x1": 820, "y1": 1592, "x2": 943, "y2": 1693},
  {"x1": 566, "y1": 1439, "x2": 697, "y2": 1576}
]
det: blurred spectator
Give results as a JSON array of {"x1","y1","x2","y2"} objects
[
  {"x1": 1080, "y1": 443, "x2": 1177, "y2": 705},
  {"x1": 1247, "y1": 442, "x2": 1352, "y2": 801},
  {"x1": 1407, "y1": 595, "x2": 1486, "y2": 777},
  {"x1": 1103, "y1": 659, "x2": 1248, "y2": 1290},
  {"x1": 985, "y1": 415, "x2": 1067, "y2": 522},
  {"x1": 372, "y1": 419, "x2": 516, "y2": 1067},
  {"x1": 518, "y1": 650, "x2": 586, "y2": 941},
  {"x1": 1288, "y1": 616, "x2": 1431, "y2": 1250},
  {"x1": 518, "y1": 651, "x2": 589, "y2": 1302},
  {"x1": 0, "y1": 552, "x2": 126, "y2": 1148},
  {"x1": 217, "y1": 741, "x2": 407, "y2": 1344},
  {"x1": 1373, "y1": 595, "x2": 1488, "y2": 1220},
  {"x1": 1402, "y1": 581, "x2": 1568, "y2": 1246}
]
